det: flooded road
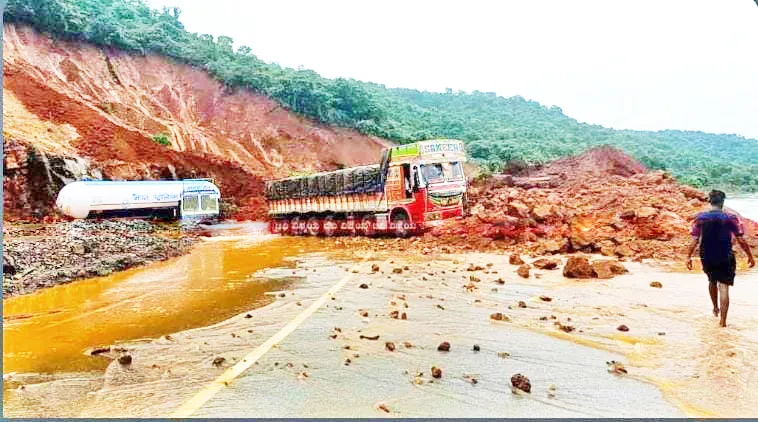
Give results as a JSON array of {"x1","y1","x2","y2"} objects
[
  {"x1": 4, "y1": 207, "x2": 758, "y2": 417},
  {"x1": 3, "y1": 223, "x2": 328, "y2": 374}
]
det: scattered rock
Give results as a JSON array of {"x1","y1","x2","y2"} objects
[
  {"x1": 376, "y1": 403, "x2": 391, "y2": 413},
  {"x1": 511, "y1": 373, "x2": 531, "y2": 393},
  {"x1": 371, "y1": 264, "x2": 380, "y2": 272},
  {"x1": 431, "y1": 366, "x2": 442, "y2": 378},
  {"x1": 403, "y1": 341, "x2": 413, "y2": 348},
  {"x1": 401, "y1": 312, "x2": 407, "y2": 320},
  {"x1": 650, "y1": 281, "x2": 663, "y2": 288},
  {"x1": 437, "y1": 341, "x2": 451, "y2": 352},
  {"x1": 533, "y1": 258, "x2": 559, "y2": 270},
  {"x1": 517, "y1": 301, "x2": 527, "y2": 308},
  {"x1": 360, "y1": 310, "x2": 369, "y2": 318},
  {"x1": 385, "y1": 342, "x2": 396, "y2": 352},
  {"x1": 517, "y1": 264, "x2": 530, "y2": 278},
  {"x1": 464, "y1": 374, "x2": 479, "y2": 385},
  {"x1": 617, "y1": 324, "x2": 630, "y2": 332},
  {"x1": 498, "y1": 352, "x2": 511, "y2": 359},
  {"x1": 118, "y1": 354, "x2": 132, "y2": 365},
  {"x1": 539, "y1": 295, "x2": 552, "y2": 302},
  {"x1": 562, "y1": 256, "x2": 596, "y2": 279},
  {"x1": 592, "y1": 260, "x2": 628, "y2": 279},
  {"x1": 88, "y1": 346, "x2": 111, "y2": 356},
  {"x1": 607, "y1": 360, "x2": 628, "y2": 375},
  {"x1": 359, "y1": 283, "x2": 369, "y2": 289},
  {"x1": 392, "y1": 268, "x2": 403, "y2": 274},
  {"x1": 473, "y1": 344, "x2": 481, "y2": 352},
  {"x1": 360, "y1": 335, "x2": 380, "y2": 340},
  {"x1": 490, "y1": 312, "x2": 511, "y2": 322},
  {"x1": 555, "y1": 322, "x2": 575, "y2": 333},
  {"x1": 389, "y1": 310, "x2": 400, "y2": 319},
  {"x1": 212, "y1": 357, "x2": 225, "y2": 367},
  {"x1": 509, "y1": 254, "x2": 525, "y2": 265}
]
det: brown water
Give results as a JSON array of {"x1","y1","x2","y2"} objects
[{"x1": 2, "y1": 223, "x2": 327, "y2": 374}]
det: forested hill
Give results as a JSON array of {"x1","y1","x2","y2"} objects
[{"x1": 5, "y1": 0, "x2": 758, "y2": 191}]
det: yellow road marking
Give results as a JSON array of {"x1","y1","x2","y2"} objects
[{"x1": 169, "y1": 252, "x2": 374, "y2": 418}]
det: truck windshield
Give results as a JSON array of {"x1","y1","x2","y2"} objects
[
  {"x1": 447, "y1": 162, "x2": 464, "y2": 180},
  {"x1": 422, "y1": 163, "x2": 445, "y2": 183},
  {"x1": 422, "y1": 162, "x2": 464, "y2": 183}
]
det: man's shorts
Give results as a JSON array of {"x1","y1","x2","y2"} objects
[{"x1": 702, "y1": 254, "x2": 736, "y2": 286}]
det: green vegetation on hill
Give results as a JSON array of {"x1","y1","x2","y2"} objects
[{"x1": 5, "y1": 0, "x2": 758, "y2": 191}]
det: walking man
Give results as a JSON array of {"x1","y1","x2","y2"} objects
[{"x1": 687, "y1": 190, "x2": 754, "y2": 327}]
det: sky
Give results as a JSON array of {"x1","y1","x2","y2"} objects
[{"x1": 146, "y1": 0, "x2": 758, "y2": 139}]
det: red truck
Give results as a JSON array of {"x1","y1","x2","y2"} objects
[{"x1": 265, "y1": 139, "x2": 468, "y2": 236}]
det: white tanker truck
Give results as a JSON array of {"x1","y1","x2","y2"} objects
[{"x1": 56, "y1": 179, "x2": 221, "y2": 220}]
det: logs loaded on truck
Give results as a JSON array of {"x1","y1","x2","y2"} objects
[{"x1": 265, "y1": 139, "x2": 468, "y2": 236}]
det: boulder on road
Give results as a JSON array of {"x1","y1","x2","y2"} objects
[
  {"x1": 591, "y1": 260, "x2": 628, "y2": 279},
  {"x1": 563, "y1": 256, "x2": 596, "y2": 279},
  {"x1": 533, "y1": 258, "x2": 560, "y2": 270},
  {"x1": 509, "y1": 254, "x2": 525, "y2": 265}
]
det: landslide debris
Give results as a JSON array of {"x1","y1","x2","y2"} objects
[{"x1": 394, "y1": 146, "x2": 756, "y2": 261}]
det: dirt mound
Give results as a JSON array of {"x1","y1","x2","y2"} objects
[
  {"x1": 531, "y1": 145, "x2": 647, "y2": 182},
  {"x1": 2, "y1": 24, "x2": 387, "y2": 220}
]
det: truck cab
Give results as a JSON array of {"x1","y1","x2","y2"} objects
[{"x1": 384, "y1": 140, "x2": 467, "y2": 233}]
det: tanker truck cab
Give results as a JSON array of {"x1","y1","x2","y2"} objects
[
  {"x1": 56, "y1": 179, "x2": 221, "y2": 221},
  {"x1": 178, "y1": 179, "x2": 221, "y2": 219}
]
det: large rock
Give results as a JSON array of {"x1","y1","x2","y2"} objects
[
  {"x1": 533, "y1": 258, "x2": 560, "y2": 270},
  {"x1": 562, "y1": 256, "x2": 596, "y2": 279},
  {"x1": 506, "y1": 201, "x2": 530, "y2": 218},
  {"x1": 591, "y1": 260, "x2": 628, "y2": 279},
  {"x1": 635, "y1": 206, "x2": 658, "y2": 219},
  {"x1": 517, "y1": 264, "x2": 530, "y2": 278},
  {"x1": 531, "y1": 205, "x2": 554, "y2": 221}
]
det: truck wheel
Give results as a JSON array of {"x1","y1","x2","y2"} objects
[
  {"x1": 290, "y1": 216, "x2": 303, "y2": 236},
  {"x1": 306, "y1": 217, "x2": 321, "y2": 236},
  {"x1": 392, "y1": 212, "x2": 411, "y2": 238},
  {"x1": 323, "y1": 216, "x2": 338, "y2": 237}
]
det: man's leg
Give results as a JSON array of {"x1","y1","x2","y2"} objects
[
  {"x1": 709, "y1": 281, "x2": 719, "y2": 316},
  {"x1": 718, "y1": 282, "x2": 730, "y2": 327}
]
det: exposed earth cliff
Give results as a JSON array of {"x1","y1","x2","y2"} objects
[{"x1": 2, "y1": 24, "x2": 387, "y2": 221}]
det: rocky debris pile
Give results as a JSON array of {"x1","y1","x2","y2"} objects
[
  {"x1": 419, "y1": 147, "x2": 757, "y2": 261},
  {"x1": 2, "y1": 219, "x2": 201, "y2": 296}
]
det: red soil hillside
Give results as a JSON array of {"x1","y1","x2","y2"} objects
[{"x1": 2, "y1": 24, "x2": 388, "y2": 220}]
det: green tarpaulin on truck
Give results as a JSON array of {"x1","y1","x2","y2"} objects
[{"x1": 265, "y1": 165, "x2": 383, "y2": 200}]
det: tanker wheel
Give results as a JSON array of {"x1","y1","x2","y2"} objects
[
  {"x1": 306, "y1": 217, "x2": 321, "y2": 236},
  {"x1": 391, "y1": 211, "x2": 411, "y2": 238},
  {"x1": 323, "y1": 216, "x2": 338, "y2": 237}
]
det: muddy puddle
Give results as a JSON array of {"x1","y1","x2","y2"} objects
[{"x1": 2, "y1": 222, "x2": 329, "y2": 374}]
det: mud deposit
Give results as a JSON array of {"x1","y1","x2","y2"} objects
[
  {"x1": 5, "y1": 233, "x2": 757, "y2": 417},
  {"x1": 2, "y1": 219, "x2": 202, "y2": 296}
]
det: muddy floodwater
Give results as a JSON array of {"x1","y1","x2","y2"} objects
[
  {"x1": 3, "y1": 223, "x2": 328, "y2": 374},
  {"x1": 4, "y1": 219, "x2": 758, "y2": 417}
]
